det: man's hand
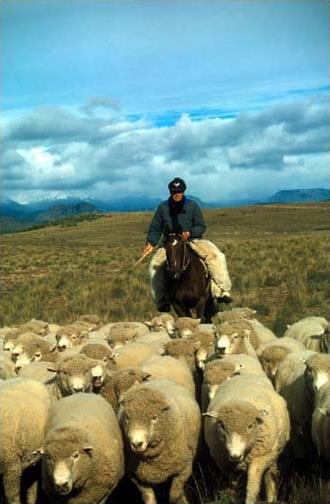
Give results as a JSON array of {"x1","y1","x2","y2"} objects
[
  {"x1": 181, "y1": 231, "x2": 191, "y2": 241},
  {"x1": 142, "y1": 242, "x2": 154, "y2": 256}
]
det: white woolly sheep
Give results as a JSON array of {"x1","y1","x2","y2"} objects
[
  {"x1": 140, "y1": 354, "x2": 196, "y2": 396},
  {"x1": 215, "y1": 322, "x2": 258, "y2": 359},
  {"x1": 3, "y1": 328, "x2": 20, "y2": 352},
  {"x1": 284, "y1": 316, "x2": 330, "y2": 353},
  {"x1": 213, "y1": 307, "x2": 257, "y2": 325},
  {"x1": 55, "y1": 324, "x2": 90, "y2": 351},
  {"x1": 311, "y1": 383, "x2": 330, "y2": 462},
  {"x1": 257, "y1": 337, "x2": 306, "y2": 382},
  {"x1": 164, "y1": 338, "x2": 199, "y2": 373},
  {"x1": 108, "y1": 341, "x2": 159, "y2": 371},
  {"x1": 11, "y1": 334, "x2": 58, "y2": 371},
  {"x1": 41, "y1": 393, "x2": 124, "y2": 504},
  {"x1": 144, "y1": 313, "x2": 176, "y2": 336},
  {"x1": 135, "y1": 329, "x2": 171, "y2": 354},
  {"x1": 0, "y1": 378, "x2": 52, "y2": 504},
  {"x1": 107, "y1": 321, "x2": 150, "y2": 348},
  {"x1": 79, "y1": 342, "x2": 115, "y2": 364},
  {"x1": 204, "y1": 374, "x2": 290, "y2": 504},
  {"x1": 174, "y1": 316, "x2": 201, "y2": 338},
  {"x1": 274, "y1": 350, "x2": 316, "y2": 460},
  {"x1": 216, "y1": 319, "x2": 273, "y2": 351},
  {"x1": 96, "y1": 367, "x2": 151, "y2": 413},
  {"x1": 191, "y1": 330, "x2": 217, "y2": 370},
  {"x1": 0, "y1": 356, "x2": 16, "y2": 380},
  {"x1": 47, "y1": 354, "x2": 106, "y2": 396},
  {"x1": 304, "y1": 353, "x2": 330, "y2": 402},
  {"x1": 119, "y1": 379, "x2": 201, "y2": 504},
  {"x1": 201, "y1": 354, "x2": 265, "y2": 412}
]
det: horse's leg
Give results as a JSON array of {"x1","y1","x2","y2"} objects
[
  {"x1": 194, "y1": 296, "x2": 207, "y2": 320},
  {"x1": 172, "y1": 301, "x2": 189, "y2": 317}
]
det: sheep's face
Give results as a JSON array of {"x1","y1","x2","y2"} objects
[
  {"x1": 12, "y1": 340, "x2": 56, "y2": 372},
  {"x1": 58, "y1": 370, "x2": 93, "y2": 394},
  {"x1": 205, "y1": 363, "x2": 243, "y2": 392},
  {"x1": 207, "y1": 405, "x2": 266, "y2": 464},
  {"x1": 56, "y1": 328, "x2": 88, "y2": 351},
  {"x1": 305, "y1": 359, "x2": 330, "y2": 395},
  {"x1": 3, "y1": 334, "x2": 18, "y2": 352},
  {"x1": 54, "y1": 358, "x2": 96, "y2": 394},
  {"x1": 121, "y1": 398, "x2": 170, "y2": 454},
  {"x1": 216, "y1": 333, "x2": 240, "y2": 356},
  {"x1": 113, "y1": 368, "x2": 148, "y2": 399},
  {"x1": 90, "y1": 362, "x2": 107, "y2": 390},
  {"x1": 44, "y1": 437, "x2": 93, "y2": 496},
  {"x1": 195, "y1": 337, "x2": 216, "y2": 369},
  {"x1": 260, "y1": 347, "x2": 288, "y2": 381}
]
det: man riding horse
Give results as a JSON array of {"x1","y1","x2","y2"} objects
[{"x1": 142, "y1": 177, "x2": 232, "y2": 313}]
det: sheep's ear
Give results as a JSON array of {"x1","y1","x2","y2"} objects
[
  {"x1": 83, "y1": 446, "x2": 93, "y2": 455},
  {"x1": 49, "y1": 344, "x2": 57, "y2": 353},
  {"x1": 144, "y1": 321, "x2": 152, "y2": 328},
  {"x1": 142, "y1": 372, "x2": 151, "y2": 382},
  {"x1": 162, "y1": 405, "x2": 170, "y2": 412},
  {"x1": 196, "y1": 319, "x2": 202, "y2": 324},
  {"x1": 47, "y1": 366, "x2": 58, "y2": 373},
  {"x1": 202, "y1": 411, "x2": 218, "y2": 418},
  {"x1": 243, "y1": 329, "x2": 251, "y2": 339}
]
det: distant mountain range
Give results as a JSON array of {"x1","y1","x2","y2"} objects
[{"x1": 0, "y1": 188, "x2": 329, "y2": 233}]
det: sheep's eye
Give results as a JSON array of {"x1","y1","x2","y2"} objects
[
  {"x1": 71, "y1": 335, "x2": 77, "y2": 340},
  {"x1": 152, "y1": 415, "x2": 158, "y2": 422},
  {"x1": 71, "y1": 451, "x2": 80, "y2": 460},
  {"x1": 34, "y1": 352, "x2": 42, "y2": 358},
  {"x1": 233, "y1": 335, "x2": 238, "y2": 340},
  {"x1": 247, "y1": 422, "x2": 254, "y2": 431}
]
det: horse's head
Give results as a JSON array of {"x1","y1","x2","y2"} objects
[{"x1": 164, "y1": 233, "x2": 190, "y2": 280}]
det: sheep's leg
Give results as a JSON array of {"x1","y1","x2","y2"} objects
[
  {"x1": 263, "y1": 464, "x2": 278, "y2": 503},
  {"x1": 132, "y1": 479, "x2": 157, "y2": 504},
  {"x1": 3, "y1": 465, "x2": 22, "y2": 504},
  {"x1": 169, "y1": 465, "x2": 191, "y2": 504},
  {"x1": 245, "y1": 458, "x2": 268, "y2": 504}
]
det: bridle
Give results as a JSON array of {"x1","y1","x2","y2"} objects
[{"x1": 165, "y1": 234, "x2": 191, "y2": 280}]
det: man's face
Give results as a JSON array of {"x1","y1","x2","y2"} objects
[{"x1": 171, "y1": 191, "x2": 184, "y2": 202}]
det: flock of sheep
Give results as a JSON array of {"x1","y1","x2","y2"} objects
[{"x1": 0, "y1": 309, "x2": 329, "y2": 504}]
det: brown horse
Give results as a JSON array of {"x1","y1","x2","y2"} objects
[{"x1": 164, "y1": 233, "x2": 216, "y2": 321}]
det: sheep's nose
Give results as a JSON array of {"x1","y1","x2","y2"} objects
[
  {"x1": 73, "y1": 386, "x2": 84, "y2": 392},
  {"x1": 56, "y1": 482, "x2": 70, "y2": 494},
  {"x1": 229, "y1": 454, "x2": 243, "y2": 463},
  {"x1": 132, "y1": 440, "x2": 143, "y2": 449}
]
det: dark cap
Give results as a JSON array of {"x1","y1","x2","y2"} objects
[{"x1": 168, "y1": 177, "x2": 187, "y2": 194}]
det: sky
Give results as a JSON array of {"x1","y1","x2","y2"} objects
[{"x1": 1, "y1": 0, "x2": 329, "y2": 204}]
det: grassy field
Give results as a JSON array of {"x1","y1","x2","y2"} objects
[
  {"x1": 0, "y1": 202, "x2": 329, "y2": 503},
  {"x1": 1, "y1": 202, "x2": 329, "y2": 334}
]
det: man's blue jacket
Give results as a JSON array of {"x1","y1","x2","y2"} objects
[{"x1": 146, "y1": 197, "x2": 206, "y2": 246}]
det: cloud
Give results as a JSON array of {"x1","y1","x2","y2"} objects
[{"x1": 1, "y1": 94, "x2": 329, "y2": 203}]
